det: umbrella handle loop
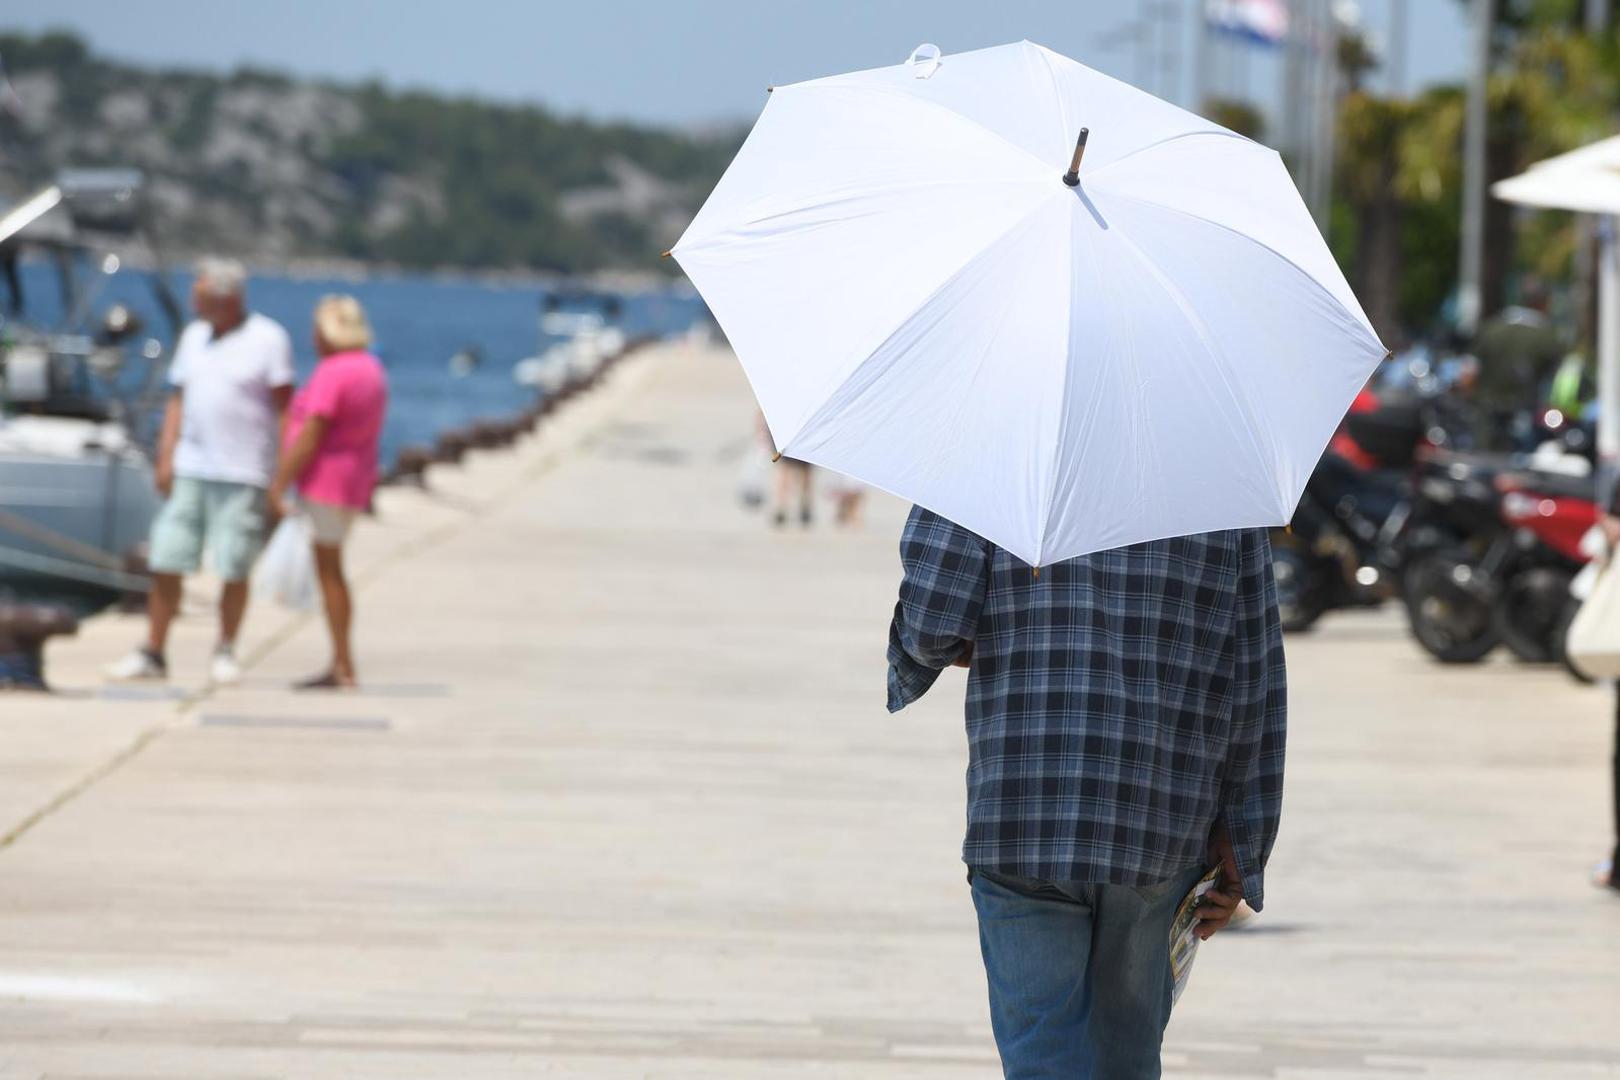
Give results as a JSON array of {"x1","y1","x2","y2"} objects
[{"x1": 907, "y1": 43, "x2": 942, "y2": 79}]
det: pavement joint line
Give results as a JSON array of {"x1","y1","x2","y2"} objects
[
  {"x1": 0, "y1": 720, "x2": 174, "y2": 854},
  {"x1": 0, "y1": 353, "x2": 657, "y2": 859}
]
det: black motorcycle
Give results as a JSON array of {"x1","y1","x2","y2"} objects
[
  {"x1": 1394, "y1": 453, "x2": 1512, "y2": 662},
  {"x1": 1272, "y1": 394, "x2": 1457, "y2": 633},
  {"x1": 1397, "y1": 454, "x2": 1597, "y2": 664}
]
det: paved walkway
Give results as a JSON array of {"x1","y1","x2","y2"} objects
[{"x1": 3, "y1": 338, "x2": 1618, "y2": 1078}]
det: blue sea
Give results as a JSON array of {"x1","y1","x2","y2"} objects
[{"x1": 9, "y1": 261, "x2": 709, "y2": 465}]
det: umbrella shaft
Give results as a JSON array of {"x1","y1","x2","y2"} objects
[{"x1": 1062, "y1": 128, "x2": 1090, "y2": 187}]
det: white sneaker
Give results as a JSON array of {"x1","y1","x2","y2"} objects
[
  {"x1": 105, "y1": 647, "x2": 166, "y2": 681},
  {"x1": 210, "y1": 646, "x2": 242, "y2": 686}
]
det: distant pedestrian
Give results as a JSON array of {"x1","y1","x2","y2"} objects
[
  {"x1": 108, "y1": 258, "x2": 293, "y2": 684},
  {"x1": 887, "y1": 509, "x2": 1286, "y2": 1078},
  {"x1": 829, "y1": 473, "x2": 867, "y2": 529},
  {"x1": 1606, "y1": 698, "x2": 1620, "y2": 895},
  {"x1": 1471, "y1": 280, "x2": 1566, "y2": 447},
  {"x1": 1597, "y1": 510, "x2": 1620, "y2": 896},
  {"x1": 772, "y1": 457, "x2": 814, "y2": 528},
  {"x1": 756, "y1": 411, "x2": 813, "y2": 528},
  {"x1": 268, "y1": 295, "x2": 388, "y2": 690}
]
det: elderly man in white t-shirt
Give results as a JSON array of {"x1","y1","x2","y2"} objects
[{"x1": 108, "y1": 258, "x2": 294, "y2": 684}]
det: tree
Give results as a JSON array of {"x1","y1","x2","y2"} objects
[{"x1": 1337, "y1": 94, "x2": 1416, "y2": 341}]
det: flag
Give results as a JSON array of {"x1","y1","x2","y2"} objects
[{"x1": 1206, "y1": 0, "x2": 1290, "y2": 47}]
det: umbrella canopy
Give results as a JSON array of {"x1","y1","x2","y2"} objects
[
  {"x1": 1492, "y1": 135, "x2": 1620, "y2": 214},
  {"x1": 1494, "y1": 134, "x2": 1620, "y2": 467},
  {"x1": 673, "y1": 40, "x2": 1386, "y2": 565}
]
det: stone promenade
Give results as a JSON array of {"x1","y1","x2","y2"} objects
[{"x1": 3, "y1": 338, "x2": 1617, "y2": 1078}]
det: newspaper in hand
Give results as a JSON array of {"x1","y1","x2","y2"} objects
[{"x1": 1169, "y1": 865, "x2": 1223, "y2": 1005}]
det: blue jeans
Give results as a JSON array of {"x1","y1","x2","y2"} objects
[{"x1": 970, "y1": 862, "x2": 1206, "y2": 1079}]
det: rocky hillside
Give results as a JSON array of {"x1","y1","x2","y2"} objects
[{"x1": 0, "y1": 32, "x2": 744, "y2": 274}]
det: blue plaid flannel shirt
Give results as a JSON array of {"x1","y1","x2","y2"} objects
[{"x1": 887, "y1": 507, "x2": 1287, "y2": 910}]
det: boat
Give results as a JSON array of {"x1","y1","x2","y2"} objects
[
  {"x1": 0, "y1": 169, "x2": 181, "y2": 596},
  {"x1": 515, "y1": 287, "x2": 628, "y2": 390}
]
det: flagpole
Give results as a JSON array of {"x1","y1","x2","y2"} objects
[
  {"x1": 1280, "y1": 0, "x2": 1302, "y2": 154},
  {"x1": 1597, "y1": 218, "x2": 1619, "y2": 504},
  {"x1": 1315, "y1": 0, "x2": 1339, "y2": 231},
  {"x1": 1594, "y1": 0, "x2": 1617, "y2": 498},
  {"x1": 1192, "y1": 0, "x2": 1211, "y2": 112},
  {"x1": 1160, "y1": 0, "x2": 1181, "y2": 106},
  {"x1": 1135, "y1": 0, "x2": 1152, "y2": 91},
  {"x1": 1457, "y1": 0, "x2": 1494, "y2": 336},
  {"x1": 1388, "y1": 0, "x2": 1408, "y2": 98}
]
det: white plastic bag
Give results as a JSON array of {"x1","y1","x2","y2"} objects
[
  {"x1": 1566, "y1": 556, "x2": 1620, "y2": 680},
  {"x1": 737, "y1": 451, "x2": 768, "y2": 510},
  {"x1": 253, "y1": 514, "x2": 317, "y2": 611}
]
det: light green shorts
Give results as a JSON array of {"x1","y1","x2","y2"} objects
[{"x1": 147, "y1": 477, "x2": 269, "y2": 581}]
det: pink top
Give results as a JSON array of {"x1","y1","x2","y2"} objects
[{"x1": 285, "y1": 350, "x2": 388, "y2": 509}]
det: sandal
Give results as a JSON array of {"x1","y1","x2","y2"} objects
[{"x1": 295, "y1": 671, "x2": 358, "y2": 691}]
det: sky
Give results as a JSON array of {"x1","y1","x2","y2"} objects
[{"x1": 3, "y1": 0, "x2": 1470, "y2": 132}]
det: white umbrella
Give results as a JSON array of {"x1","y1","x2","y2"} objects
[
  {"x1": 672, "y1": 40, "x2": 1387, "y2": 565},
  {"x1": 1493, "y1": 136, "x2": 1620, "y2": 469},
  {"x1": 1493, "y1": 135, "x2": 1620, "y2": 215}
]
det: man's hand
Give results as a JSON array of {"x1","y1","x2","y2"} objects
[
  {"x1": 951, "y1": 643, "x2": 974, "y2": 668},
  {"x1": 154, "y1": 392, "x2": 183, "y2": 499},
  {"x1": 1196, "y1": 822, "x2": 1245, "y2": 941}
]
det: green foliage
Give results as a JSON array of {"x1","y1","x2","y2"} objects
[
  {"x1": 0, "y1": 31, "x2": 743, "y2": 275},
  {"x1": 169, "y1": 78, "x2": 218, "y2": 152},
  {"x1": 1399, "y1": 194, "x2": 1463, "y2": 332},
  {"x1": 1205, "y1": 98, "x2": 1265, "y2": 140},
  {"x1": 1333, "y1": 13, "x2": 1620, "y2": 337},
  {"x1": 0, "y1": 31, "x2": 89, "y2": 71}
]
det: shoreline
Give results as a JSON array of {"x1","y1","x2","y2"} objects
[{"x1": 17, "y1": 248, "x2": 693, "y2": 296}]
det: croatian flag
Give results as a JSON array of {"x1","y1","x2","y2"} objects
[{"x1": 1206, "y1": 0, "x2": 1290, "y2": 47}]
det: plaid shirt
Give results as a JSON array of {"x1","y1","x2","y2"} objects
[{"x1": 887, "y1": 507, "x2": 1287, "y2": 911}]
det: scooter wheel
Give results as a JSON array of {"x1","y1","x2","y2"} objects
[
  {"x1": 1403, "y1": 552, "x2": 1498, "y2": 663},
  {"x1": 1554, "y1": 598, "x2": 1595, "y2": 684},
  {"x1": 1493, "y1": 567, "x2": 1575, "y2": 665}
]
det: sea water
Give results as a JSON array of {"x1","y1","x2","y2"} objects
[{"x1": 7, "y1": 261, "x2": 708, "y2": 466}]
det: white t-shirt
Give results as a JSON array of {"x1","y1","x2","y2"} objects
[{"x1": 168, "y1": 313, "x2": 295, "y2": 487}]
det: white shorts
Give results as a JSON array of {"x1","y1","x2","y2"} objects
[{"x1": 303, "y1": 499, "x2": 358, "y2": 547}]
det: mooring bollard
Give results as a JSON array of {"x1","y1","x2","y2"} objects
[
  {"x1": 0, "y1": 602, "x2": 80, "y2": 691},
  {"x1": 385, "y1": 445, "x2": 434, "y2": 487},
  {"x1": 469, "y1": 420, "x2": 511, "y2": 449},
  {"x1": 433, "y1": 429, "x2": 471, "y2": 464}
]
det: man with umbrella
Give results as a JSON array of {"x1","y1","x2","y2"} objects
[
  {"x1": 671, "y1": 40, "x2": 1384, "y2": 1077},
  {"x1": 887, "y1": 513, "x2": 1283, "y2": 1075}
]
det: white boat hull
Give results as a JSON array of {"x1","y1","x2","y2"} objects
[{"x1": 0, "y1": 417, "x2": 158, "y2": 589}]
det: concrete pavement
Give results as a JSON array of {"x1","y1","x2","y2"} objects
[{"x1": 2, "y1": 337, "x2": 1617, "y2": 1078}]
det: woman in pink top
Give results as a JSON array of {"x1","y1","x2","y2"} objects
[{"x1": 269, "y1": 294, "x2": 388, "y2": 690}]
